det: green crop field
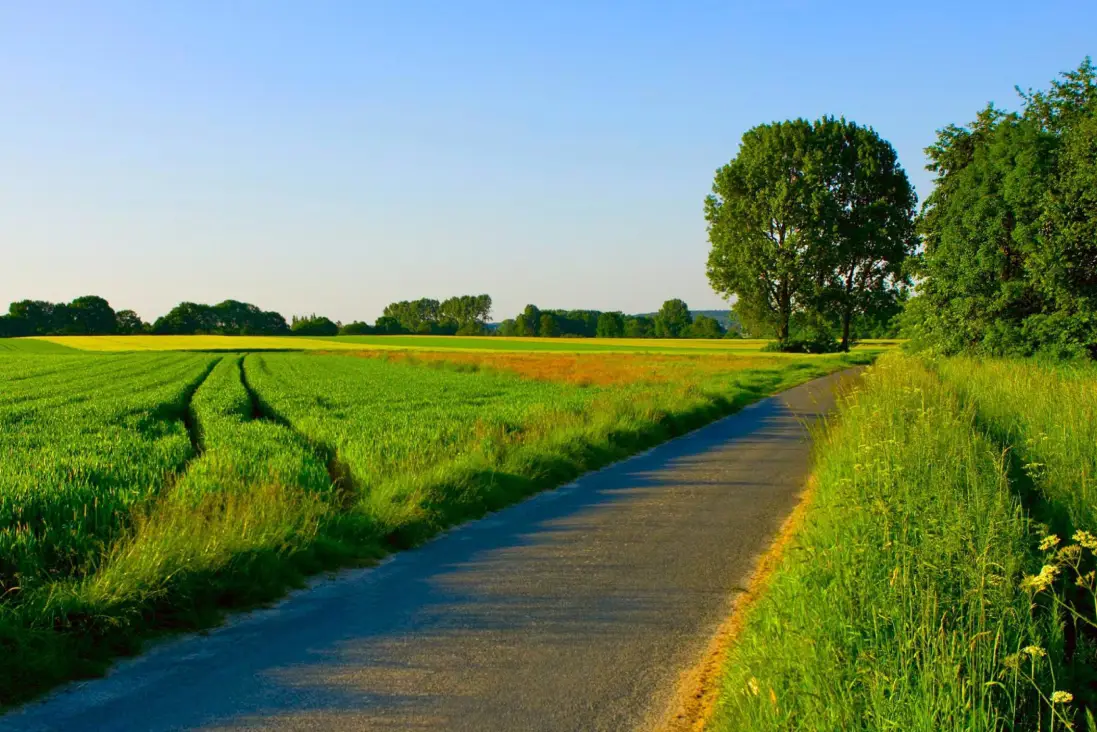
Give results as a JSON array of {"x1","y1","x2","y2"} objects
[
  {"x1": 0, "y1": 345, "x2": 871, "y2": 705},
  {"x1": 25, "y1": 334, "x2": 900, "y2": 355}
]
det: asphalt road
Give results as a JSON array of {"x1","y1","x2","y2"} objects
[{"x1": 2, "y1": 369, "x2": 859, "y2": 732}]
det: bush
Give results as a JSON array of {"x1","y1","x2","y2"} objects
[{"x1": 762, "y1": 334, "x2": 841, "y2": 354}]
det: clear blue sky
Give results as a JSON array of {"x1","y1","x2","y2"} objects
[{"x1": 2, "y1": 1, "x2": 1093, "y2": 323}]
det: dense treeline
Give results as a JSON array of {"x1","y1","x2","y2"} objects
[
  {"x1": 152, "y1": 301, "x2": 290, "y2": 335},
  {"x1": 0, "y1": 296, "x2": 144, "y2": 337},
  {"x1": 0, "y1": 294, "x2": 741, "y2": 340},
  {"x1": 493, "y1": 299, "x2": 731, "y2": 339},
  {"x1": 906, "y1": 58, "x2": 1097, "y2": 358}
]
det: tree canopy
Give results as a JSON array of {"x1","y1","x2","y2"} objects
[
  {"x1": 654, "y1": 299, "x2": 693, "y2": 338},
  {"x1": 151, "y1": 301, "x2": 288, "y2": 335},
  {"x1": 908, "y1": 58, "x2": 1097, "y2": 358},
  {"x1": 290, "y1": 314, "x2": 339, "y2": 336},
  {"x1": 705, "y1": 117, "x2": 916, "y2": 349},
  {"x1": 382, "y1": 294, "x2": 492, "y2": 335},
  {"x1": 0, "y1": 296, "x2": 128, "y2": 336}
]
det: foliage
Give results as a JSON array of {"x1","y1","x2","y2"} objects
[
  {"x1": 152, "y1": 302, "x2": 219, "y2": 335},
  {"x1": 538, "y1": 312, "x2": 559, "y2": 337},
  {"x1": 624, "y1": 315, "x2": 655, "y2": 338},
  {"x1": 706, "y1": 118, "x2": 916, "y2": 347},
  {"x1": 372, "y1": 315, "x2": 406, "y2": 335},
  {"x1": 338, "y1": 321, "x2": 374, "y2": 335},
  {"x1": 596, "y1": 311, "x2": 625, "y2": 338},
  {"x1": 1, "y1": 296, "x2": 131, "y2": 336},
  {"x1": 383, "y1": 294, "x2": 492, "y2": 335},
  {"x1": 909, "y1": 58, "x2": 1097, "y2": 358},
  {"x1": 151, "y1": 300, "x2": 289, "y2": 336},
  {"x1": 114, "y1": 309, "x2": 148, "y2": 334},
  {"x1": 687, "y1": 313, "x2": 725, "y2": 339},
  {"x1": 812, "y1": 118, "x2": 918, "y2": 349},
  {"x1": 289, "y1": 314, "x2": 339, "y2": 336},
  {"x1": 514, "y1": 304, "x2": 541, "y2": 336},
  {"x1": 654, "y1": 298, "x2": 693, "y2": 337},
  {"x1": 760, "y1": 332, "x2": 839, "y2": 354}
]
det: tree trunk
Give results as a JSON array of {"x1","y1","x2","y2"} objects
[
  {"x1": 841, "y1": 263, "x2": 856, "y2": 351},
  {"x1": 777, "y1": 279, "x2": 791, "y2": 342},
  {"x1": 841, "y1": 307, "x2": 852, "y2": 352}
]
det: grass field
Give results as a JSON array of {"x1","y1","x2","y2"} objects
[
  {"x1": 0, "y1": 342, "x2": 872, "y2": 706},
  {"x1": 710, "y1": 353, "x2": 1097, "y2": 730},
  {"x1": 0, "y1": 339, "x2": 77, "y2": 353},
  {"x1": 25, "y1": 334, "x2": 900, "y2": 354}
]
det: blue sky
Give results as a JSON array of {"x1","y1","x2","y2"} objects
[{"x1": 2, "y1": 1, "x2": 1094, "y2": 323}]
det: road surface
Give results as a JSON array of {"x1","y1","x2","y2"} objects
[{"x1": 2, "y1": 369, "x2": 859, "y2": 732}]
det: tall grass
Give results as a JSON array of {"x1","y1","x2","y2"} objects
[
  {"x1": 0, "y1": 354, "x2": 216, "y2": 589},
  {"x1": 934, "y1": 357, "x2": 1097, "y2": 532},
  {"x1": 934, "y1": 357, "x2": 1097, "y2": 716},
  {"x1": 710, "y1": 354, "x2": 1062, "y2": 731}
]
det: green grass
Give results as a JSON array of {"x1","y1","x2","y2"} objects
[
  {"x1": 932, "y1": 357, "x2": 1097, "y2": 533},
  {"x1": 0, "y1": 348, "x2": 869, "y2": 707},
  {"x1": 0, "y1": 353, "x2": 217, "y2": 590},
  {"x1": 0, "y1": 338, "x2": 78, "y2": 353},
  {"x1": 710, "y1": 354, "x2": 1062, "y2": 731},
  {"x1": 931, "y1": 357, "x2": 1097, "y2": 715}
]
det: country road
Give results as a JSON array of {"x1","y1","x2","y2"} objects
[{"x1": 2, "y1": 369, "x2": 860, "y2": 732}]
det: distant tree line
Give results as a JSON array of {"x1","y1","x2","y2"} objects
[
  {"x1": 0, "y1": 294, "x2": 496, "y2": 339},
  {"x1": 0, "y1": 293, "x2": 745, "y2": 341},
  {"x1": 494, "y1": 299, "x2": 732, "y2": 339},
  {"x1": 0, "y1": 296, "x2": 146, "y2": 337},
  {"x1": 151, "y1": 301, "x2": 290, "y2": 335}
]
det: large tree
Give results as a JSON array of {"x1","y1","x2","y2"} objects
[
  {"x1": 115, "y1": 310, "x2": 148, "y2": 335},
  {"x1": 706, "y1": 118, "x2": 916, "y2": 348},
  {"x1": 705, "y1": 119, "x2": 821, "y2": 342},
  {"x1": 439, "y1": 294, "x2": 492, "y2": 335},
  {"x1": 152, "y1": 302, "x2": 219, "y2": 334},
  {"x1": 514, "y1": 304, "x2": 541, "y2": 337},
  {"x1": 67, "y1": 295, "x2": 117, "y2": 334},
  {"x1": 813, "y1": 118, "x2": 917, "y2": 350},
  {"x1": 654, "y1": 298, "x2": 692, "y2": 338}
]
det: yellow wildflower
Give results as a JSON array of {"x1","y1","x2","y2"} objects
[
  {"x1": 1022, "y1": 645, "x2": 1046, "y2": 658},
  {"x1": 1050, "y1": 690, "x2": 1073, "y2": 704},
  {"x1": 1058, "y1": 544, "x2": 1083, "y2": 562},
  {"x1": 1039, "y1": 534, "x2": 1061, "y2": 552},
  {"x1": 1073, "y1": 530, "x2": 1097, "y2": 551},
  {"x1": 1022, "y1": 564, "x2": 1060, "y2": 593}
]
